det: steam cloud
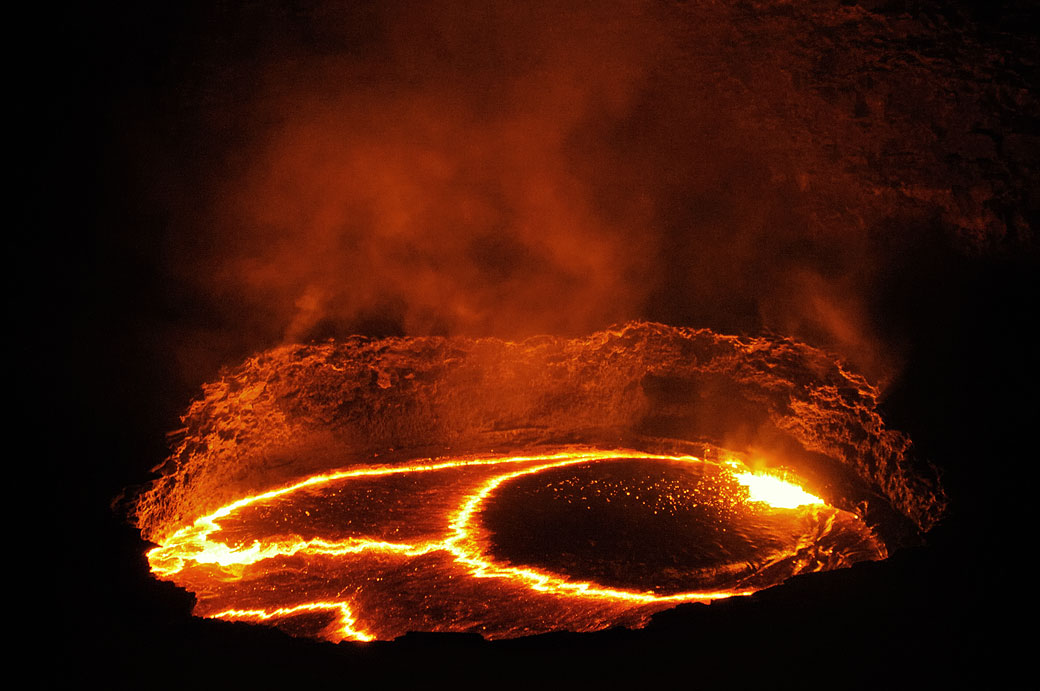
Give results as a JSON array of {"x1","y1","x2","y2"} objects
[{"x1": 138, "y1": 1, "x2": 1002, "y2": 388}]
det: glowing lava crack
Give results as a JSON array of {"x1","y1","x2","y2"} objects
[{"x1": 146, "y1": 449, "x2": 884, "y2": 642}]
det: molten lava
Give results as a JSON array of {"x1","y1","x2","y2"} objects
[
  {"x1": 146, "y1": 449, "x2": 881, "y2": 641},
  {"x1": 134, "y1": 323, "x2": 945, "y2": 642},
  {"x1": 732, "y1": 468, "x2": 824, "y2": 510}
]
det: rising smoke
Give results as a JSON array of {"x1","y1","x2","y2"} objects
[{"x1": 130, "y1": 0, "x2": 1003, "y2": 390}]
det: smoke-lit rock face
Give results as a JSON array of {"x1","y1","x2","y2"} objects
[
  {"x1": 136, "y1": 322, "x2": 945, "y2": 547},
  {"x1": 710, "y1": 0, "x2": 1036, "y2": 251}
]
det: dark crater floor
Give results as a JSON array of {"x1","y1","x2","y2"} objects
[{"x1": 481, "y1": 458, "x2": 838, "y2": 593}]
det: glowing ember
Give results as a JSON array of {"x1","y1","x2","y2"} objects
[{"x1": 145, "y1": 449, "x2": 884, "y2": 641}]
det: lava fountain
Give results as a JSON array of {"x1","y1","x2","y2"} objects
[{"x1": 133, "y1": 322, "x2": 946, "y2": 642}]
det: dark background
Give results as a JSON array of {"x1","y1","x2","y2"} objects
[{"x1": 19, "y1": 1, "x2": 1034, "y2": 685}]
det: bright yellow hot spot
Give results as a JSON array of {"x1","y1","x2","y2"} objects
[{"x1": 733, "y1": 471, "x2": 824, "y2": 509}]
